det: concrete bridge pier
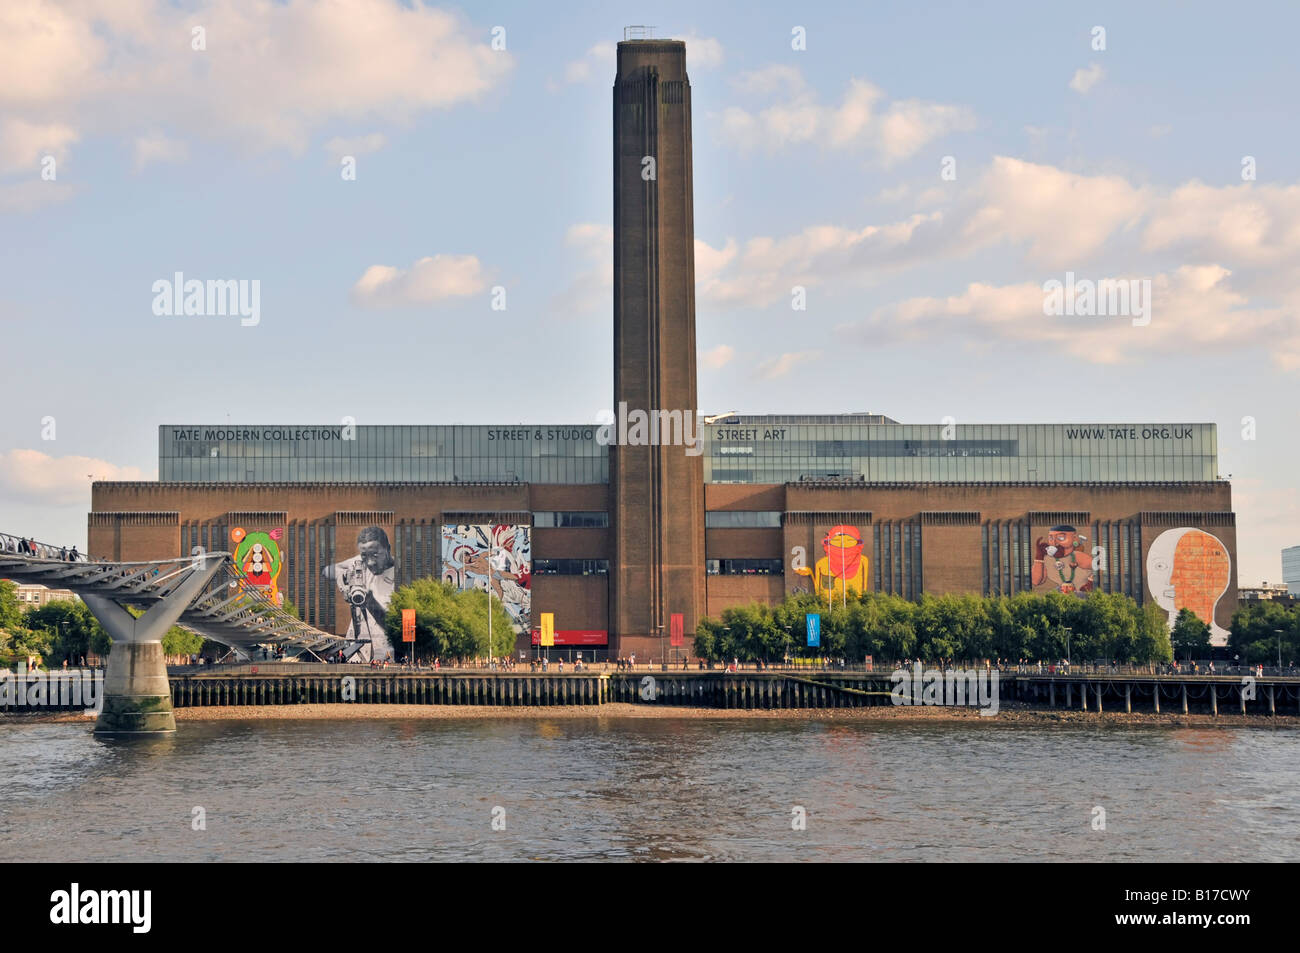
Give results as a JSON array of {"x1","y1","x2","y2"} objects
[{"x1": 85, "y1": 556, "x2": 224, "y2": 734}]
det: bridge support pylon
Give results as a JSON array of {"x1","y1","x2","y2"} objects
[{"x1": 85, "y1": 556, "x2": 225, "y2": 734}]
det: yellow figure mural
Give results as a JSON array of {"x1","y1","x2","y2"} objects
[{"x1": 795, "y1": 524, "x2": 870, "y2": 602}]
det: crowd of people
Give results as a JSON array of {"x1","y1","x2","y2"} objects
[{"x1": 2, "y1": 536, "x2": 81, "y2": 561}]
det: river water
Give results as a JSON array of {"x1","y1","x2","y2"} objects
[{"x1": 1, "y1": 718, "x2": 1297, "y2": 862}]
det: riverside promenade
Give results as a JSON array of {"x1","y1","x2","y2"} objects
[{"x1": 140, "y1": 662, "x2": 1300, "y2": 716}]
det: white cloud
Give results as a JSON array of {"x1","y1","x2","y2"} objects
[
  {"x1": 721, "y1": 68, "x2": 972, "y2": 163},
  {"x1": 757, "y1": 350, "x2": 821, "y2": 379},
  {"x1": 323, "y1": 132, "x2": 387, "y2": 159},
  {"x1": 0, "y1": 118, "x2": 77, "y2": 174},
  {"x1": 551, "y1": 223, "x2": 612, "y2": 315},
  {"x1": 0, "y1": 0, "x2": 512, "y2": 171},
  {"x1": 965, "y1": 157, "x2": 1150, "y2": 266},
  {"x1": 696, "y1": 214, "x2": 941, "y2": 308},
  {"x1": 0, "y1": 449, "x2": 145, "y2": 506},
  {"x1": 351, "y1": 254, "x2": 489, "y2": 308},
  {"x1": 133, "y1": 132, "x2": 188, "y2": 169},
  {"x1": 553, "y1": 42, "x2": 616, "y2": 88},
  {"x1": 696, "y1": 157, "x2": 1155, "y2": 308},
  {"x1": 678, "y1": 33, "x2": 724, "y2": 70},
  {"x1": 850, "y1": 265, "x2": 1293, "y2": 367},
  {"x1": 1143, "y1": 181, "x2": 1300, "y2": 268},
  {"x1": 1069, "y1": 63, "x2": 1104, "y2": 94},
  {"x1": 694, "y1": 237, "x2": 737, "y2": 283},
  {"x1": 701, "y1": 345, "x2": 735, "y2": 369}
]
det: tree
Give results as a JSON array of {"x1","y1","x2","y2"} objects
[
  {"x1": 24, "y1": 599, "x2": 109, "y2": 665},
  {"x1": 0, "y1": 580, "x2": 23, "y2": 633},
  {"x1": 1169, "y1": 608, "x2": 1211, "y2": 660},
  {"x1": 693, "y1": 589, "x2": 1171, "y2": 665},
  {"x1": 1133, "y1": 602, "x2": 1174, "y2": 664},
  {"x1": 162, "y1": 626, "x2": 204, "y2": 657},
  {"x1": 384, "y1": 578, "x2": 514, "y2": 660},
  {"x1": 1228, "y1": 600, "x2": 1299, "y2": 665}
]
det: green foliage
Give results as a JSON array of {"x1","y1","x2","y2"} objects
[
  {"x1": 384, "y1": 578, "x2": 515, "y2": 660},
  {"x1": 162, "y1": 626, "x2": 204, "y2": 657},
  {"x1": 693, "y1": 589, "x2": 1176, "y2": 664},
  {"x1": 1228, "y1": 600, "x2": 1299, "y2": 665},
  {"x1": 23, "y1": 599, "x2": 110, "y2": 665},
  {"x1": 0, "y1": 580, "x2": 23, "y2": 632},
  {"x1": 1169, "y1": 608, "x2": 1211, "y2": 659}
]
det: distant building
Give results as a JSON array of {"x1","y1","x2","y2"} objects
[
  {"x1": 1238, "y1": 582, "x2": 1292, "y2": 602},
  {"x1": 7, "y1": 583, "x2": 81, "y2": 609},
  {"x1": 1283, "y1": 545, "x2": 1300, "y2": 596}
]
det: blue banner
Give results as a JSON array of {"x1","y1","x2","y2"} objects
[{"x1": 806, "y1": 613, "x2": 821, "y2": 647}]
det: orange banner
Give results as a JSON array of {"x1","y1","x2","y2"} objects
[{"x1": 401, "y1": 608, "x2": 416, "y2": 643}]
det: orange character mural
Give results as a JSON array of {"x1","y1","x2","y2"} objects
[
  {"x1": 795, "y1": 524, "x2": 869, "y2": 602},
  {"x1": 1146, "y1": 527, "x2": 1231, "y2": 645}
]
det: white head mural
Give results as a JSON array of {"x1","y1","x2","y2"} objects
[{"x1": 1146, "y1": 527, "x2": 1231, "y2": 646}]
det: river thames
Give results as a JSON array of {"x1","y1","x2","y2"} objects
[{"x1": 2, "y1": 718, "x2": 1297, "y2": 862}]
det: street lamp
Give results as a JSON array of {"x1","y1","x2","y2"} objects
[
  {"x1": 1275, "y1": 629, "x2": 1285, "y2": 670},
  {"x1": 1062, "y1": 625, "x2": 1072, "y2": 669}
]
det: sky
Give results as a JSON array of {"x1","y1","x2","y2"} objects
[{"x1": 1, "y1": 0, "x2": 1298, "y2": 584}]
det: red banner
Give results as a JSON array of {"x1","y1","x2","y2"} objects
[
  {"x1": 530, "y1": 629, "x2": 608, "y2": 646},
  {"x1": 670, "y1": 613, "x2": 684, "y2": 646},
  {"x1": 401, "y1": 608, "x2": 416, "y2": 643}
]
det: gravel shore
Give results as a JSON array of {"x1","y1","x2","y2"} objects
[{"x1": 8, "y1": 703, "x2": 1298, "y2": 728}]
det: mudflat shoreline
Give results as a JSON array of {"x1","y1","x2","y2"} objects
[{"x1": 7, "y1": 703, "x2": 1298, "y2": 729}]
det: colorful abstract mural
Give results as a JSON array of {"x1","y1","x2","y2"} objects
[{"x1": 441, "y1": 524, "x2": 532, "y2": 633}]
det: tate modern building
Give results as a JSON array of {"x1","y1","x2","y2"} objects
[{"x1": 89, "y1": 40, "x2": 1237, "y2": 658}]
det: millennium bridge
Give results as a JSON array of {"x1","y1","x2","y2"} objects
[{"x1": 1, "y1": 532, "x2": 345, "y2": 733}]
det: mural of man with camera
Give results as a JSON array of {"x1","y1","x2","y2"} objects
[{"x1": 323, "y1": 525, "x2": 395, "y2": 662}]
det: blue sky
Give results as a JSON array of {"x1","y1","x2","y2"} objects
[{"x1": 2, "y1": 0, "x2": 1298, "y2": 583}]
